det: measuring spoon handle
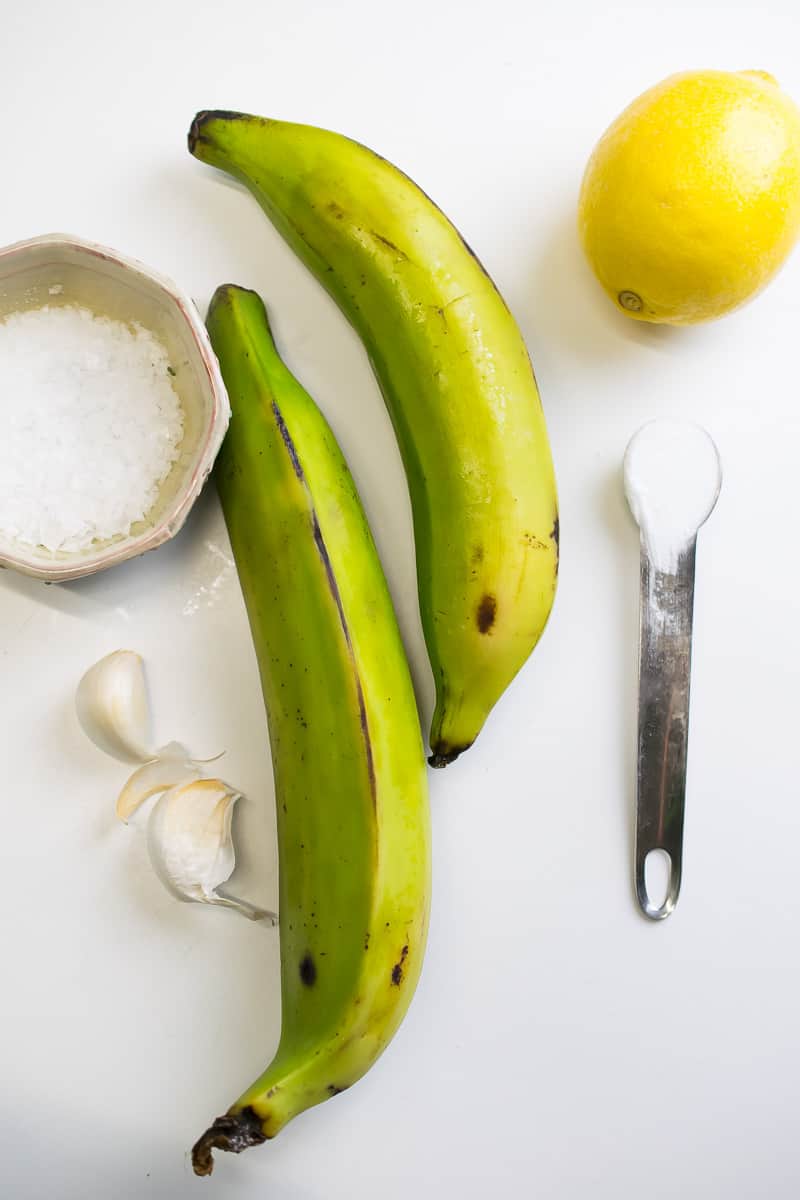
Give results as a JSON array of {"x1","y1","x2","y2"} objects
[{"x1": 634, "y1": 539, "x2": 697, "y2": 920}]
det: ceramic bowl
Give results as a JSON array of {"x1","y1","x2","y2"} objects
[{"x1": 0, "y1": 233, "x2": 230, "y2": 582}]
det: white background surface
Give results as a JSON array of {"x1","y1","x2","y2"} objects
[{"x1": 3, "y1": 1, "x2": 800, "y2": 1196}]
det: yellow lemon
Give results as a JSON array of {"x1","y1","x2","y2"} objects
[{"x1": 578, "y1": 69, "x2": 800, "y2": 324}]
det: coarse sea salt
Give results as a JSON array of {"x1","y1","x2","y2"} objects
[{"x1": 0, "y1": 304, "x2": 184, "y2": 553}]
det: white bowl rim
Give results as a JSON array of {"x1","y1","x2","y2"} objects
[{"x1": 0, "y1": 232, "x2": 230, "y2": 583}]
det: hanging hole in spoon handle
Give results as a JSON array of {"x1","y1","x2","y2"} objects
[{"x1": 637, "y1": 843, "x2": 682, "y2": 921}]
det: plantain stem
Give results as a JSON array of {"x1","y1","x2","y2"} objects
[{"x1": 191, "y1": 1107, "x2": 268, "y2": 1176}]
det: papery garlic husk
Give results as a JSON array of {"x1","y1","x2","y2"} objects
[
  {"x1": 146, "y1": 778, "x2": 273, "y2": 923},
  {"x1": 116, "y1": 744, "x2": 202, "y2": 823},
  {"x1": 76, "y1": 650, "x2": 154, "y2": 763}
]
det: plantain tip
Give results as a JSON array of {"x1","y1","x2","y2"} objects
[
  {"x1": 188, "y1": 109, "x2": 249, "y2": 157},
  {"x1": 427, "y1": 742, "x2": 472, "y2": 769},
  {"x1": 191, "y1": 1107, "x2": 267, "y2": 1176},
  {"x1": 187, "y1": 110, "x2": 209, "y2": 156}
]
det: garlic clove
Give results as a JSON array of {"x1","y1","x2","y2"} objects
[
  {"x1": 116, "y1": 755, "x2": 203, "y2": 823},
  {"x1": 146, "y1": 779, "x2": 273, "y2": 922},
  {"x1": 76, "y1": 650, "x2": 154, "y2": 764}
]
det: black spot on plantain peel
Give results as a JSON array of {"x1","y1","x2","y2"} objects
[
  {"x1": 391, "y1": 944, "x2": 410, "y2": 985},
  {"x1": 191, "y1": 1106, "x2": 267, "y2": 1176},
  {"x1": 299, "y1": 952, "x2": 317, "y2": 986},
  {"x1": 476, "y1": 594, "x2": 497, "y2": 634}
]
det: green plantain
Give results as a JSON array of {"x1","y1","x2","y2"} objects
[
  {"x1": 191, "y1": 285, "x2": 430, "y2": 1175},
  {"x1": 188, "y1": 112, "x2": 559, "y2": 766}
]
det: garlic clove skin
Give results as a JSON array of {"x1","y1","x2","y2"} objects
[
  {"x1": 76, "y1": 650, "x2": 154, "y2": 764},
  {"x1": 199, "y1": 892, "x2": 275, "y2": 923},
  {"x1": 157, "y1": 740, "x2": 226, "y2": 767},
  {"x1": 155, "y1": 740, "x2": 192, "y2": 761},
  {"x1": 146, "y1": 779, "x2": 273, "y2": 922},
  {"x1": 116, "y1": 754, "x2": 203, "y2": 824}
]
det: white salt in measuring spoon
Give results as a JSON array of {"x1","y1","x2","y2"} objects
[{"x1": 623, "y1": 420, "x2": 722, "y2": 920}]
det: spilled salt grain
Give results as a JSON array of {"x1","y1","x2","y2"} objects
[{"x1": 0, "y1": 304, "x2": 184, "y2": 553}]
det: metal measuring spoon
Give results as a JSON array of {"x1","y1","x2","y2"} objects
[{"x1": 623, "y1": 421, "x2": 722, "y2": 921}]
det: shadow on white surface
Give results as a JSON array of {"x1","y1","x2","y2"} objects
[
  {"x1": 524, "y1": 207, "x2": 685, "y2": 365},
  {"x1": 1, "y1": 1104, "x2": 324, "y2": 1200},
  {"x1": 597, "y1": 461, "x2": 640, "y2": 906},
  {"x1": 0, "y1": 485, "x2": 220, "y2": 624}
]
